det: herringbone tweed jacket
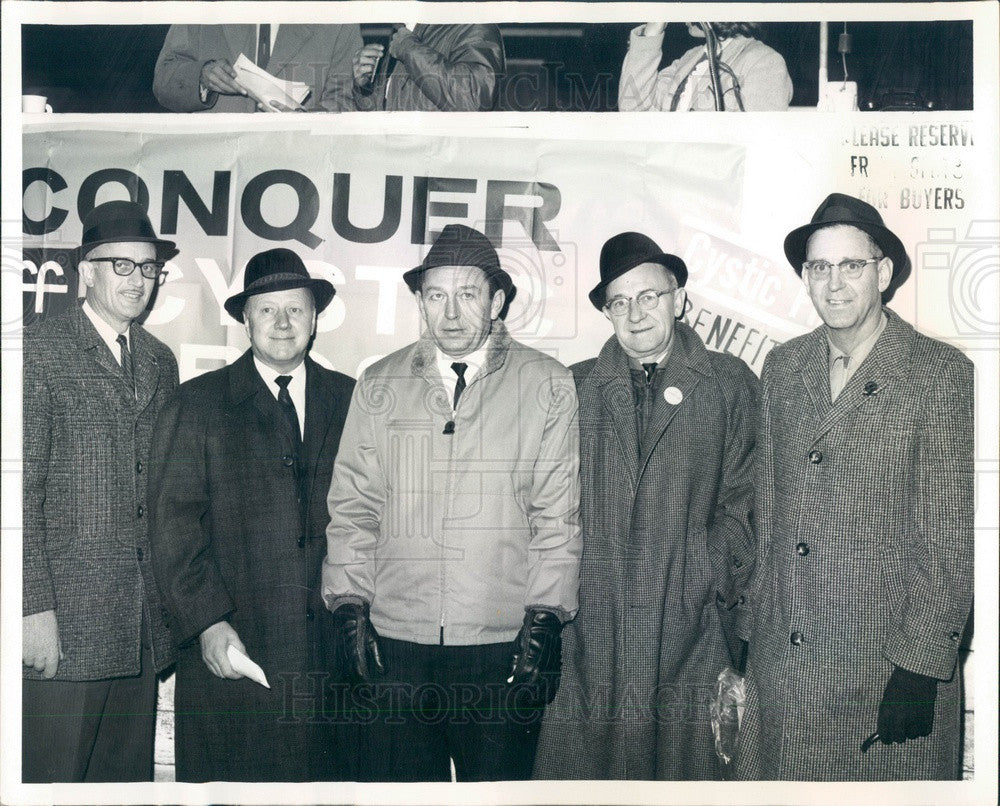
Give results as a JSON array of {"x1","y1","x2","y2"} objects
[
  {"x1": 23, "y1": 302, "x2": 178, "y2": 680},
  {"x1": 534, "y1": 324, "x2": 759, "y2": 780},
  {"x1": 737, "y1": 308, "x2": 974, "y2": 781}
]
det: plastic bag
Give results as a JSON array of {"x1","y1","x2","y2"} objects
[{"x1": 710, "y1": 665, "x2": 746, "y2": 766}]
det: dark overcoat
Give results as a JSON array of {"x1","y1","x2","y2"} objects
[
  {"x1": 148, "y1": 350, "x2": 354, "y2": 781},
  {"x1": 23, "y1": 303, "x2": 177, "y2": 681},
  {"x1": 534, "y1": 324, "x2": 759, "y2": 780},
  {"x1": 736, "y1": 309, "x2": 974, "y2": 780}
]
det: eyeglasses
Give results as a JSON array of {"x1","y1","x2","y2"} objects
[
  {"x1": 604, "y1": 289, "x2": 675, "y2": 317},
  {"x1": 801, "y1": 258, "x2": 881, "y2": 280},
  {"x1": 88, "y1": 257, "x2": 167, "y2": 283}
]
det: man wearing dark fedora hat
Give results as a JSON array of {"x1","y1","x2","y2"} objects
[
  {"x1": 533, "y1": 231, "x2": 759, "y2": 780},
  {"x1": 323, "y1": 223, "x2": 581, "y2": 781},
  {"x1": 22, "y1": 200, "x2": 180, "y2": 781},
  {"x1": 736, "y1": 193, "x2": 973, "y2": 780},
  {"x1": 147, "y1": 248, "x2": 356, "y2": 781}
]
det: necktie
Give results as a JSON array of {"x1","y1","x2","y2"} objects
[
  {"x1": 117, "y1": 334, "x2": 135, "y2": 398},
  {"x1": 275, "y1": 375, "x2": 302, "y2": 444},
  {"x1": 830, "y1": 354, "x2": 851, "y2": 401},
  {"x1": 257, "y1": 24, "x2": 271, "y2": 68},
  {"x1": 451, "y1": 362, "x2": 468, "y2": 410},
  {"x1": 642, "y1": 362, "x2": 658, "y2": 385}
]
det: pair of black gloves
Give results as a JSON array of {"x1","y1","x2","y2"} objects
[{"x1": 331, "y1": 603, "x2": 563, "y2": 705}]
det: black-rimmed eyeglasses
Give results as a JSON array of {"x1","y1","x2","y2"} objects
[{"x1": 88, "y1": 257, "x2": 167, "y2": 284}]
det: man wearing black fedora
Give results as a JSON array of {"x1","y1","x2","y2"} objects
[
  {"x1": 533, "y1": 231, "x2": 759, "y2": 780},
  {"x1": 148, "y1": 248, "x2": 356, "y2": 781},
  {"x1": 323, "y1": 223, "x2": 581, "y2": 781},
  {"x1": 22, "y1": 200, "x2": 180, "y2": 781},
  {"x1": 736, "y1": 193, "x2": 974, "y2": 780}
]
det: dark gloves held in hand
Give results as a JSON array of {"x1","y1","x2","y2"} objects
[
  {"x1": 509, "y1": 609, "x2": 564, "y2": 706},
  {"x1": 876, "y1": 665, "x2": 938, "y2": 745},
  {"x1": 331, "y1": 601, "x2": 385, "y2": 685}
]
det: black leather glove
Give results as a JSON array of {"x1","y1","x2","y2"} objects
[
  {"x1": 331, "y1": 601, "x2": 385, "y2": 685},
  {"x1": 509, "y1": 609, "x2": 563, "y2": 706},
  {"x1": 876, "y1": 665, "x2": 938, "y2": 744}
]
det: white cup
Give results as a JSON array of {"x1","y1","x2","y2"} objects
[{"x1": 23, "y1": 95, "x2": 53, "y2": 113}]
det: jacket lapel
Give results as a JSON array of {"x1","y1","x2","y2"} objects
[
  {"x1": 810, "y1": 310, "x2": 913, "y2": 443},
  {"x1": 796, "y1": 329, "x2": 833, "y2": 425},
  {"x1": 269, "y1": 25, "x2": 313, "y2": 76},
  {"x1": 302, "y1": 357, "x2": 336, "y2": 501},
  {"x1": 591, "y1": 338, "x2": 640, "y2": 489},
  {"x1": 130, "y1": 326, "x2": 161, "y2": 415},
  {"x1": 636, "y1": 324, "x2": 707, "y2": 480},
  {"x1": 72, "y1": 305, "x2": 138, "y2": 405}
]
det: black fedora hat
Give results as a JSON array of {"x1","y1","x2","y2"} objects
[
  {"x1": 783, "y1": 193, "x2": 911, "y2": 292},
  {"x1": 403, "y1": 224, "x2": 516, "y2": 302},
  {"x1": 78, "y1": 200, "x2": 179, "y2": 262},
  {"x1": 588, "y1": 232, "x2": 688, "y2": 310},
  {"x1": 224, "y1": 248, "x2": 335, "y2": 323}
]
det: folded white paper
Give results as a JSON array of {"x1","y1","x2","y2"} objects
[
  {"x1": 233, "y1": 53, "x2": 311, "y2": 111},
  {"x1": 227, "y1": 644, "x2": 270, "y2": 688}
]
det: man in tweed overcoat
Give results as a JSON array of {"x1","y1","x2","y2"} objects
[
  {"x1": 737, "y1": 193, "x2": 974, "y2": 780},
  {"x1": 534, "y1": 232, "x2": 759, "y2": 780},
  {"x1": 148, "y1": 249, "x2": 355, "y2": 781},
  {"x1": 22, "y1": 201, "x2": 180, "y2": 782}
]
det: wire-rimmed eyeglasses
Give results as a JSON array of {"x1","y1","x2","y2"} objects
[
  {"x1": 603, "y1": 289, "x2": 675, "y2": 317},
  {"x1": 801, "y1": 258, "x2": 881, "y2": 280}
]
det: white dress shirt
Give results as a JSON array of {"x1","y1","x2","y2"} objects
[
  {"x1": 254, "y1": 356, "x2": 306, "y2": 436},
  {"x1": 82, "y1": 300, "x2": 128, "y2": 365},
  {"x1": 435, "y1": 342, "x2": 489, "y2": 413}
]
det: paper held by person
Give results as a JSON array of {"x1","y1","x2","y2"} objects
[
  {"x1": 226, "y1": 644, "x2": 271, "y2": 689},
  {"x1": 232, "y1": 53, "x2": 310, "y2": 110}
]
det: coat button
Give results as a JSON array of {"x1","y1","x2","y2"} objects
[
  {"x1": 950, "y1": 630, "x2": 961, "y2": 641},
  {"x1": 161, "y1": 607, "x2": 170, "y2": 619},
  {"x1": 808, "y1": 450, "x2": 823, "y2": 464},
  {"x1": 306, "y1": 608, "x2": 315, "y2": 621},
  {"x1": 136, "y1": 547, "x2": 144, "y2": 561},
  {"x1": 738, "y1": 595, "x2": 747, "y2": 606},
  {"x1": 282, "y1": 455, "x2": 294, "y2": 467},
  {"x1": 795, "y1": 542, "x2": 810, "y2": 556},
  {"x1": 297, "y1": 536, "x2": 306, "y2": 548},
  {"x1": 732, "y1": 556, "x2": 743, "y2": 569},
  {"x1": 136, "y1": 461, "x2": 143, "y2": 473},
  {"x1": 137, "y1": 505, "x2": 144, "y2": 518},
  {"x1": 790, "y1": 631, "x2": 803, "y2": 646}
]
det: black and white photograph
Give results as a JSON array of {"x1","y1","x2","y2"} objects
[{"x1": 2, "y1": 1, "x2": 997, "y2": 804}]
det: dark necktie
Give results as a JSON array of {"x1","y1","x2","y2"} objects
[
  {"x1": 257, "y1": 24, "x2": 271, "y2": 68},
  {"x1": 451, "y1": 362, "x2": 468, "y2": 410},
  {"x1": 275, "y1": 375, "x2": 301, "y2": 444},
  {"x1": 116, "y1": 334, "x2": 135, "y2": 398},
  {"x1": 642, "y1": 362, "x2": 658, "y2": 384}
]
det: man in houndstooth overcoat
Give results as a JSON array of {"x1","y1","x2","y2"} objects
[
  {"x1": 22, "y1": 201, "x2": 179, "y2": 782},
  {"x1": 737, "y1": 193, "x2": 974, "y2": 780},
  {"x1": 534, "y1": 232, "x2": 758, "y2": 780}
]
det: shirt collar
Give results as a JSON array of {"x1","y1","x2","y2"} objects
[
  {"x1": 253, "y1": 355, "x2": 306, "y2": 392},
  {"x1": 435, "y1": 339, "x2": 490, "y2": 384},
  {"x1": 827, "y1": 311, "x2": 887, "y2": 369},
  {"x1": 82, "y1": 299, "x2": 128, "y2": 355},
  {"x1": 627, "y1": 336, "x2": 674, "y2": 373}
]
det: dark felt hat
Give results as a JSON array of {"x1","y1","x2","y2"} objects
[
  {"x1": 77, "y1": 200, "x2": 179, "y2": 262},
  {"x1": 224, "y1": 248, "x2": 335, "y2": 323},
  {"x1": 403, "y1": 224, "x2": 516, "y2": 302},
  {"x1": 783, "y1": 193, "x2": 911, "y2": 292},
  {"x1": 588, "y1": 232, "x2": 688, "y2": 310}
]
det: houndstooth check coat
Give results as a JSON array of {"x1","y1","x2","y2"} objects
[
  {"x1": 22, "y1": 303, "x2": 179, "y2": 680},
  {"x1": 736, "y1": 309, "x2": 974, "y2": 781},
  {"x1": 533, "y1": 323, "x2": 759, "y2": 780}
]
